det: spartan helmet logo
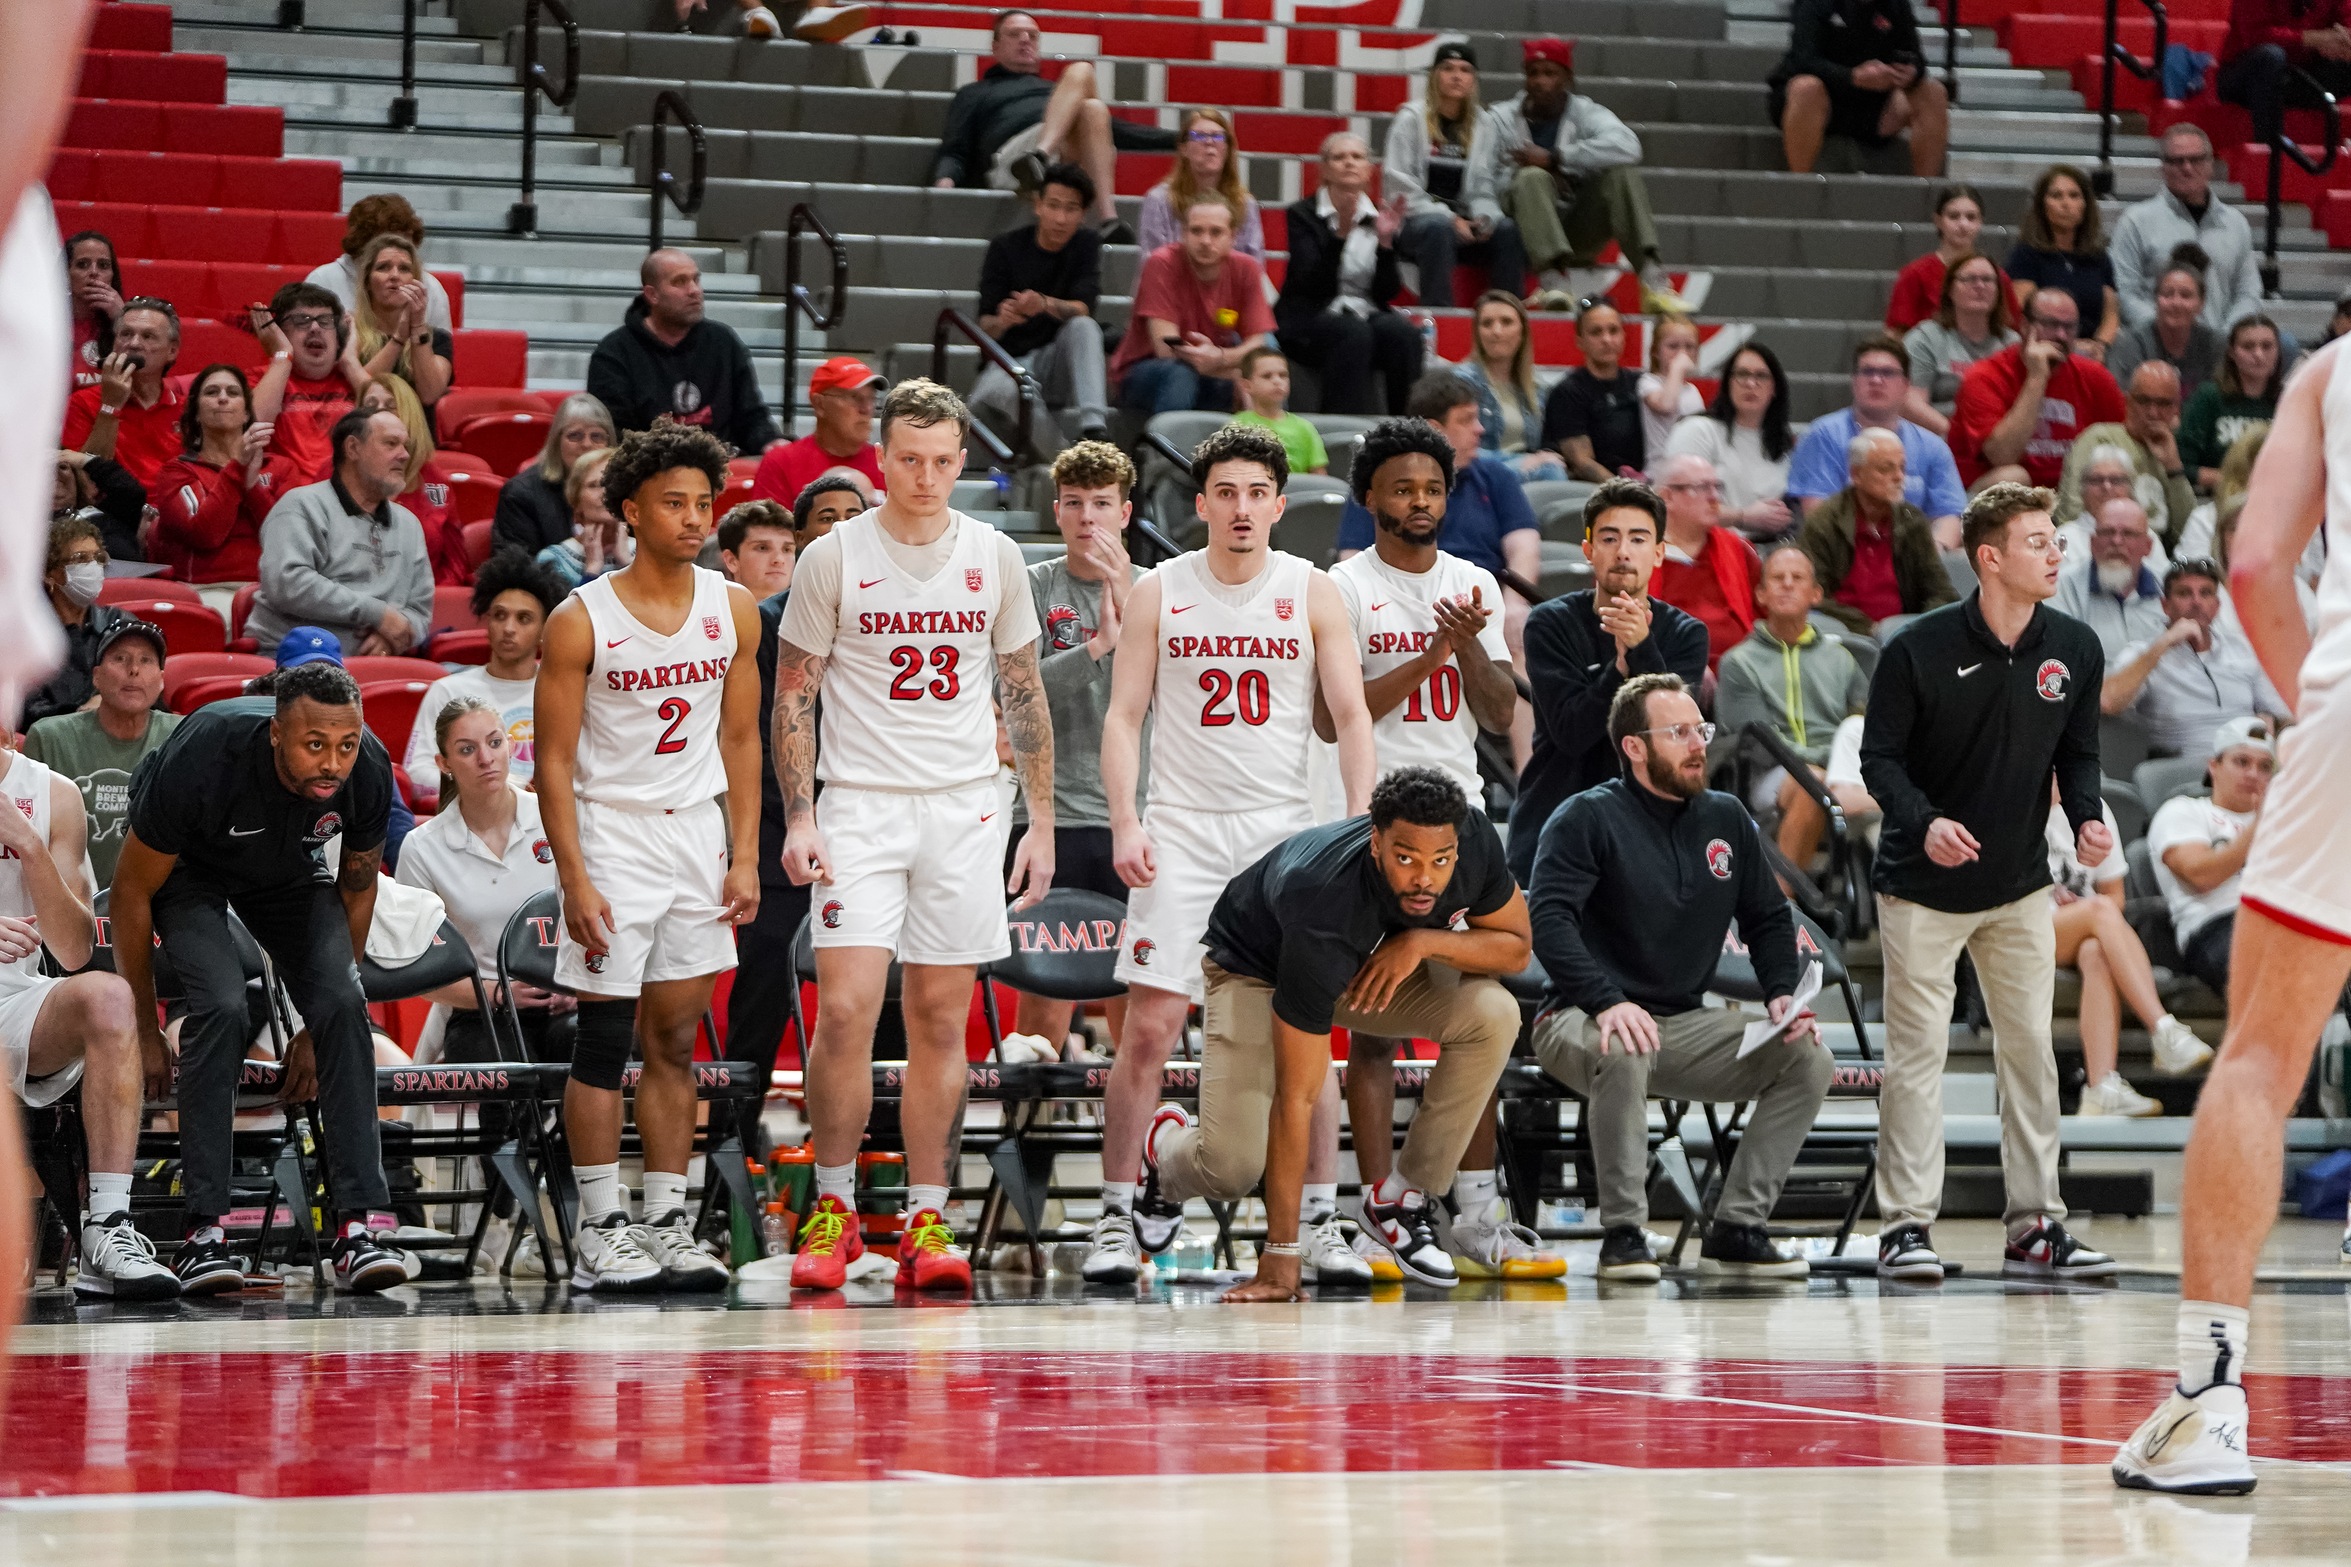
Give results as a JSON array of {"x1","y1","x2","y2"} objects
[
  {"x1": 2035, "y1": 659, "x2": 2070, "y2": 701},
  {"x1": 1131, "y1": 937, "x2": 1156, "y2": 967},
  {"x1": 584, "y1": 951, "x2": 608, "y2": 975},
  {"x1": 1704, "y1": 838, "x2": 1733, "y2": 879},
  {"x1": 820, "y1": 900, "x2": 845, "y2": 930}
]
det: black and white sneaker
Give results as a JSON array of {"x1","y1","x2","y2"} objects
[
  {"x1": 1134, "y1": 1104, "x2": 1191, "y2": 1255},
  {"x1": 636, "y1": 1209, "x2": 731, "y2": 1293},
  {"x1": 1359, "y1": 1186, "x2": 1458, "y2": 1288},
  {"x1": 1697, "y1": 1222, "x2": 1809, "y2": 1279},
  {"x1": 328, "y1": 1227, "x2": 410, "y2": 1294},
  {"x1": 75, "y1": 1215, "x2": 179, "y2": 1300},
  {"x1": 1596, "y1": 1224, "x2": 1661, "y2": 1283},
  {"x1": 171, "y1": 1227, "x2": 244, "y2": 1296},
  {"x1": 1877, "y1": 1222, "x2": 1944, "y2": 1282},
  {"x1": 2003, "y1": 1219, "x2": 2120, "y2": 1279}
]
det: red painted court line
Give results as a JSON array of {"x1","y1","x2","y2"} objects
[{"x1": 5, "y1": 1352, "x2": 2347, "y2": 1500}]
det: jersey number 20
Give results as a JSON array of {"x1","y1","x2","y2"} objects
[
  {"x1": 887, "y1": 644, "x2": 962, "y2": 701},
  {"x1": 1198, "y1": 668, "x2": 1271, "y2": 726}
]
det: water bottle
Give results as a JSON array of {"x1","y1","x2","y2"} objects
[
  {"x1": 760, "y1": 1201, "x2": 791, "y2": 1258},
  {"x1": 1413, "y1": 309, "x2": 1438, "y2": 359}
]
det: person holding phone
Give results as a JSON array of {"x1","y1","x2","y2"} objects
[
  {"x1": 1770, "y1": 0, "x2": 1951, "y2": 179},
  {"x1": 1109, "y1": 196, "x2": 1276, "y2": 416}
]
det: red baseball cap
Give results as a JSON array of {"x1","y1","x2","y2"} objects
[
  {"x1": 1522, "y1": 37, "x2": 1574, "y2": 70},
  {"x1": 809, "y1": 357, "x2": 883, "y2": 397}
]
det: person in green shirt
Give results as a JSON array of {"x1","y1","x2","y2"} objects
[
  {"x1": 2179, "y1": 314, "x2": 2281, "y2": 488},
  {"x1": 1225, "y1": 346, "x2": 1329, "y2": 475},
  {"x1": 22, "y1": 618, "x2": 180, "y2": 891}
]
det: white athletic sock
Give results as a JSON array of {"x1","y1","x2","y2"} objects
[
  {"x1": 906, "y1": 1184, "x2": 951, "y2": 1220},
  {"x1": 86, "y1": 1172, "x2": 133, "y2": 1223},
  {"x1": 814, "y1": 1161, "x2": 856, "y2": 1210},
  {"x1": 1301, "y1": 1182, "x2": 1337, "y2": 1225},
  {"x1": 2178, "y1": 1300, "x2": 2250, "y2": 1395},
  {"x1": 641, "y1": 1171, "x2": 688, "y2": 1219},
  {"x1": 1101, "y1": 1180, "x2": 1136, "y2": 1215},
  {"x1": 576, "y1": 1163, "x2": 625, "y2": 1225},
  {"x1": 1450, "y1": 1170, "x2": 1498, "y2": 1215}
]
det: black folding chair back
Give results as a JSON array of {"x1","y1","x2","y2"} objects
[
  {"x1": 362, "y1": 918, "x2": 488, "y2": 1008},
  {"x1": 989, "y1": 890, "x2": 1127, "y2": 1003}
]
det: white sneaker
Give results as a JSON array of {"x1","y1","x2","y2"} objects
[
  {"x1": 791, "y1": 2, "x2": 874, "y2": 41},
  {"x1": 636, "y1": 1209, "x2": 731, "y2": 1292},
  {"x1": 1444, "y1": 1198, "x2": 1565, "y2": 1280},
  {"x1": 1080, "y1": 1209, "x2": 1142, "y2": 1284},
  {"x1": 74, "y1": 1215, "x2": 179, "y2": 1300},
  {"x1": 1349, "y1": 1225, "x2": 1404, "y2": 1282},
  {"x1": 1301, "y1": 1213, "x2": 1373, "y2": 1285},
  {"x1": 2152, "y1": 1017, "x2": 2215, "y2": 1076},
  {"x1": 739, "y1": 4, "x2": 782, "y2": 36},
  {"x1": 2112, "y1": 1383, "x2": 2256, "y2": 1494},
  {"x1": 2079, "y1": 1071, "x2": 2163, "y2": 1118},
  {"x1": 571, "y1": 1212, "x2": 665, "y2": 1293}
]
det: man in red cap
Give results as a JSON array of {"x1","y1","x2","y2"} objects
[
  {"x1": 1463, "y1": 37, "x2": 1686, "y2": 313},
  {"x1": 751, "y1": 356, "x2": 888, "y2": 509}
]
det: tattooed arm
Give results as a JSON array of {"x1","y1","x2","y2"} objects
[
  {"x1": 337, "y1": 840, "x2": 384, "y2": 970},
  {"x1": 772, "y1": 638, "x2": 833, "y2": 886},
  {"x1": 998, "y1": 642, "x2": 1056, "y2": 910}
]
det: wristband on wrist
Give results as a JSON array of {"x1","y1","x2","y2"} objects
[
  {"x1": 1260, "y1": 1241, "x2": 1303, "y2": 1258},
  {"x1": 97, "y1": 403, "x2": 121, "y2": 418}
]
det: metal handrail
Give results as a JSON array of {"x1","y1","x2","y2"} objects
[
  {"x1": 1940, "y1": 0, "x2": 1961, "y2": 107},
  {"x1": 1127, "y1": 516, "x2": 1184, "y2": 565},
  {"x1": 646, "y1": 90, "x2": 707, "y2": 253},
  {"x1": 933, "y1": 307, "x2": 1035, "y2": 462},
  {"x1": 1735, "y1": 720, "x2": 1860, "y2": 936},
  {"x1": 2092, "y1": 0, "x2": 2167, "y2": 196},
  {"x1": 390, "y1": 0, "x2": 418, "y2": 129},
  {"x1": 506, "y1": 0, "x2": 580, "y2": 239},
  {"x1": 2260, "y1": 69, "x2": 2343, "y2": 297},
  {"x1": 783, "y1": 203, "x2": 850, "y2": 432}
]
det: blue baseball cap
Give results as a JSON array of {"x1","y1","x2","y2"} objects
[{"x1": 275, "y1": 627, "x2": 345, "y2": 669}]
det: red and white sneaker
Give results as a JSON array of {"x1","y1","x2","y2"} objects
[
  {"x1": 789, "y1": 1194, "x2": 865, "y2": 1290},
  {"x1": 896, "y1": 1208, "x2": 972, "y2": 1292}
]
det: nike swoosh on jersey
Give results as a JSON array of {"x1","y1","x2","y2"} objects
[
  {"x1": 859, "y1": 577, "x2": 888, "y2": 589},
  {"x1": 229, "y1": 826, "x2": 265, "y2": 837},
  {"x1": 1167, "y1": 603, "x2": 1194, "y2": 614},
  {"x1": 1369, "y1": 602, "x2": 1389, "y2": 611},
  {"x1": 980, "y1": 813, "x2": 996, "y2": 823},
  {"x1": 1957, "y1": 663, "x2": 1982, "y2": 676},
  {"x1": 606, "y1": 637, "x2": 631, "y2": 649}
]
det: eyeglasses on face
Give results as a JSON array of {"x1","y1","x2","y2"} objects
[
  {"x1": 1640, "y1": 722, "x2": 1716, "y2": 746},
  {"x1": 278, "y1": 311, "x2": 337, "y2": 331},
  {"x1": 1185, "y1": 128, "x2": 1228, "y2": 144}
]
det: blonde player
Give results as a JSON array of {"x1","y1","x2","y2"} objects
[
  {"x1": 1083, "y1": 423, "x2": 1378, "y2": 1286},
  {"x1": 535, "y1": 424, "x2": 765, "y2": 1294},
  {"x1": 770, "y1": 380, "x2": 1055, "y2": 1294}
]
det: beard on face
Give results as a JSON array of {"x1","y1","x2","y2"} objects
[
  {"x1": 1375, "y1": 503, "x2": 1442, "y2": 545},
  {"x1": 1643, "y1": 743, "x2": 1704, "y2": 800}
]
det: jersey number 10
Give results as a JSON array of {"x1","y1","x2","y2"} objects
[{"x1": 1400, "y1": 666, "x2": 1462, "y2": 723}]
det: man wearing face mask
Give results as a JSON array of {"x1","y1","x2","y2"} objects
[
  {"x1": 2053, "y1": 495, "x2": 2169, "y2": 657},
  {"x1": 21, "y1": 514, "x2": 126, "y2": 727}
]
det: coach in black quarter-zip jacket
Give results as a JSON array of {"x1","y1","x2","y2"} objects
[{"x1": 1859, "y1": 480, "x2": 2119, "y2": 1287}]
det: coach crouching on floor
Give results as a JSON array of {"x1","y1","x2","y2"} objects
[{"x1": 1528, "y1": 672, "x2": 1831, "y2": 1283}]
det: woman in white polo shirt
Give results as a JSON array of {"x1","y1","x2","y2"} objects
[{"x1": 394, "y1": 697, "x2": 567, "y2": 1061}]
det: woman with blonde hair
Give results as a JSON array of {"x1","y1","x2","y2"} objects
[
  {"x1": 1454, "y1": 289, "x2": 1561, "y2": 478},
  {"x1": 492, "y1": 391, "x2": 616, "y2": 554},
  {"x1": 1384, "y1": 42, "x2": 1525, "y2": 304},
  {"x1": 1135, "y1": 108, "x2": 1264, "y2": 259},
  {"x1": 536, "y1": 445, "x2": 629, "y2": 590},
  {"x1": 351, "y1": 232, "x2": 452, "y2": 404}
]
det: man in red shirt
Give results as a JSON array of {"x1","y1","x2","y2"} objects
[
  {"x1": 61, "y1": 299, "x2": 186, "y2": 492},
  {"x1": 750, "y1": 355, "x2": 885, "y2": 508},
  {"x1": 249, "y1": 283, "x2": 366, "y2": 485},
  {"x1": 1948, "y1": 287, "x2": 2126, "y2": 489},
  {"x1": 1650, "y1": 452, "x2": 1761, "y2": 670},
  {"x1": 2217, "y1": 0, "x2": 2351, "y2": 147},
  {"x1": 1799, "y1": 426, "x2": 1957, "y2": 635},
  {"x1": 1111, "y1": 196, "x2": 1276, "y2": 414}
]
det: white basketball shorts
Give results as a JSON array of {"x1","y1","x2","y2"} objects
[
  {"x1": 2240, "y1": 677, "x2": 2351, "y2": 943},
  {"x1": 0, "y1": 974, "x2": 78, "y2": 1107},
  {"x1": 812, "y1": 783, "x2": 1013, "y2": 966},
  {"x1": 555, "y1": 799, "x2": 738, "y2": 997},
  {"x1": 1113, "y1": 802, "x2": 1312, "y2": 1002}
]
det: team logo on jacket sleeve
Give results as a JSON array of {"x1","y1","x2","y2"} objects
[
  {"x1": 2035, "y1": 659, "x2": 2070, "y2": 700},
  {"x1": 531, "y1": 838, "x2": 553, "y2": 864},
  {"x1": 1705, "y1": 838, "x2": 1733, "y2": 879}
]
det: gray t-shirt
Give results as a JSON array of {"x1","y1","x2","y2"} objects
[
  {"x1": 1024, "y1": 555, "x2": 1147, "y2": 826},
  {"x1": 22, "y1": 708, "x2": 180, "y2": 889}
]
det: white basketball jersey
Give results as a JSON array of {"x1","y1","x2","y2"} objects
[
  {"x1": 0, "y1": 750, "x2": 55, "y2": 991},
  {"x1": 1145, "y1": 549, "x2": 1318, "y2": 813},
  {"x1": 573, "y1": 567, "x2": 736, "y2": 811},
  {"x1": 818, "y1": 511, "x2": 1003, "y2": 793},
  {"x1": 2308, "y1": 342, "x2": 2351, "y2": 694},
  {"x1": 1330, "y1": 548, "x2": 1506, "y2": 800}
]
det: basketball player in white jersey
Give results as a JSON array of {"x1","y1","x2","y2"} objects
[
  {"x1": 1320, "y1": 418, "x2": 1560, "y2": 1282},
  {"x1": 1086, "y1": 422, "x2": 1378, "y2": 1285},
  {"x1": 770, "y1": 380, "x2": 1056, "y2": 1294},
  {"x1": 0, "y1": 739, "x2": 175, "y2": 1298},
  {"x1": 2113, "y1": 340, "x2": 2351, "y2": 1493},
  {"x1": 535, "y1": 424, "x2": 764, "y2": 1294}
]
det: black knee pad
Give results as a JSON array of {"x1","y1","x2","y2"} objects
[{"x1": 569, "y1": 999, "x2": 638, "y2": 1091}]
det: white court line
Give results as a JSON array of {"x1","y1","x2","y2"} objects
[{"x1": 2, "y1": 1490, "x2": 253, "y2": 1512}]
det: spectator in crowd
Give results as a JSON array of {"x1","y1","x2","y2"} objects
[
  {"x1": 972, "y1": 162, "x2": 1109, "y2": 450},
  {"x1": 717, "y1": 498, "x2": 796, "y2": 599},
  {"x1": 1542, "y1": 299, "x2": 1644, "y2": 481},
  {"x1": 1800, "y1": 427, "x2": 1958, "y2": 633},
  {"x1": 1715, "y1": 545, "x2": 1870, "y2": 869},
  {"x1": 1528, "y1": 670, "x2": 1830, "y2": 1282},
  {"x1": 2004, "y1": 164, "x2": 2120, "y2": 359},
  {"x1": 587, "y1": 249, "x2": 780, "y2": 454},
  {"x1": 400, "y1": 547, "x2": 558, "y2": 809},
  {"x1": 22, "y1": 516, "x2": 126, "y2": 727},
  {"x1": 2327, "y1": 285, "x2": 2351, "y2": 344},
  {"x1": 493, "y1": 393, "x2": 615, "y2": 555},
  {"x1": 751, "y1": 356, "x2": 882, "y2": 512},
  {"x1": 2111, "y1": 126, "x2": 2264, "y2": 333},
  {"x1": 354, "y1": 374, "x2": 463, "y2": 586},
  {"x1": 1650, "y1": 452, "x2": 1762, "y2": 669},
  {"x1": 2181, "y1": 314, "x2": 2284, "y2": 486},
  {"x1": 536, "y1": 447, "x2": 627, "y2": 592},
  {"x1": 65, "y1": 228, "x2": 122, "y2": 389},
  {"x1": 1464, "y1": 37, "x2": 1687, "y2": 312},
  {"x1": 62, "y1": 296, "x2": 185, "y2": 492},
  {"x1": 1786, "y1": 335, "x2": 1967, "y2": 539},
  {"x1": 53, "y1": 448, "x2": 145, "y2": 566},
  {"x1": 1639, "y1": 313, "x2": 1705, "y2": 462},
  {"x1": 305, "y1": 193, "x2": 455, "y2": 335},
  {"x1": 2055, "y1": 494, "x2": 2169, "y2": 656},
  {"x1": 1137, "y1": 108, "x2": 1265, "y2": 260},
  {"x1": 2102, "y1": 557, "x2": 2287, "y2": 753},
  {"x1": 149, "y1": 364, "x2": 293, "y2": 584},
  {"x1": 2108, "y1": 249, "x2": 2225, "y2": 401},
  {"x1": 2217, "y1": 0, "x2": 2351, "y2": 150},
  {"x1": 1950, "y1": 286, "x2": 2127, "y2": 490},
  {"x1": 246, "y1": 407, "x2": 434, "y2": 657},
  {"x1": 2175, "y1": 424, "x2": 2277, "y2": 566},
  {"x1": 1861, "y1": 482, "x2": 2114, "y2": 1283},
  {"x1": 1902, "y1": 250, "x2": 2019, "y2": 434},
  {"x1": 929, "y1": 9, "x2": 1165, "y2": 242},
  {"x1": 793, "y1": 470, "x2": 869, "y2": 546},
  {"x1": 1275, "y1": 133, "x2": 1423, "y2": 417},
  {"x1": 2055, "y1": 360, "x2": 2195, "y2": 543},
  {"x1": 1386, "y1": 44, "x2": 1527, "y2": 305},
  {"x1": 21, "y1": 618, "x2": 178, "y2": 890},
  {"x1": 1110, "y1": 197, "x2": 1275, "y2": 415},
  {"x1": 668, "y1": 0, "x2": 873, "y2": 43},
  {"x1": 1666, "y1": 341, "x2": 1795, "y2": 539},
  {"x1": 249, "y1": 283, "x2": 365, "y2": 485},
  {"x1": 1507, "y1": 478, "x2": 1708, "y2": 880},
  {"x1": 2056, "y1": 442, "x2": 2177, "y2": 569},
  {"x1": 1770, "y1": 0, "x2": 1950, "y2": 178},
  {"x1": 1227, "y1": 348, "x2": 1329, "y2": 477},
  {"x1": 1886, "y1": 184, "x2": 2022, "y2": 333},
  {"x1": 1456, "y1": 290, "x2": 1565, "y2": 479},
  {"x1": 2149, "y1": 714, "x2": 2276, "y2": 998},
  {"x1": 349, "y1": 235, "x2": 451, "y2": 409}
]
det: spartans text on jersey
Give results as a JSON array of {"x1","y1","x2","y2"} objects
[{"x1": 606, "y1": 656, "x2": 731, "y2": 692}]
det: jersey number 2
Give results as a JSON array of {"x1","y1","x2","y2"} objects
[
  {"x1": 654, "y1": 696, "x2": 690, "y2": 754},
  {"x1": 888, "y1": 645, "x2": 962, "y2": 701},
  {"x1": 1198, "y1": 668, "x2": 1271, "y2": 726}
]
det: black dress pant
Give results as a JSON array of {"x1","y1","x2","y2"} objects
[
  {"x1": 724, "y1": 876, "x2": 810, "y2": 1091},
  {"x1": 2218, "y1": 44, "x2": 2351, "y2": 148},
  {"x1": 1279, "y1": 308, "x2": 1426, "y2": 416}
]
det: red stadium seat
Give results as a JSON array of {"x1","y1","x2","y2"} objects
[
  {"x1": 117, "y1": 599, "x2": 227, "y2": 658},
  {"x1": 452, "y1": 330, "x2": 529, "y2": 389},
  {"x1": 214, "y1": 155, "x2": 339, "y2": 211},
  {"x1": 431, "y1": 447, "x2": 496, "y2": 478},
  {"x1": 77, "y1": 50, "x2": 228, "y2": 106},
  {"x1": 436, "y1": 271, "x2": 465, "y2": 330},
  {"x1": 160, "y1": 652, "x2": 270, "y2": 712},
  {"x1": 54, "y1": 202, "x2": 155, "y2": 256},
  {"x1": 424, "y1": 628, "x2": 491, "y2": 666},
  {"x1": 444, "y1": 473, "x2": 503, "y2": 529},
  {"x1": 344, "y1": 656, "x2": 448, "y2": 685},
  {"x1": 179, "y1": 319, "x2": 258, "y2": 369},
  {"x1": 168, "y1": 674, "x2": 255, "y2": 714},
  {"x1": 100, "y1": 577, "x2": 199, "y2": 606},
  {"x1": 153, "y1": 207, "x2": 264, "y2": 265},
  {"x1": 87, "y1": 4, "x2": 175, "y2": 53},
  {"x1": 228, "y1": 582, "x2": 261, "y2": 651},
  {"x1": 434, "y1": 389, "x2": 549, "y2": 446},
  {"x1": 355, "y1": 680, "x2": 433, "y2": 756},
  {"x1": 460, "y1": 520, "x2": 496, "y2": 569},
  {"x1": 449, "y1": 412, "x2": 553, "y2": 478},
  {"x1": 432, "y1": 584, "x2": 481, "y2": 635},
  {"x1": 273, "y1": 211, "x2": 346, "y2": 265}
]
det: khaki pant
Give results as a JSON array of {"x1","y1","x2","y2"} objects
[
  {"x1": 1875, "y1": 889, "x2": 2063, "y2": 1232},
  {"x1": 1533, "y1": 1004, "x2": 1835, "y2": 1231},
  {"x1": 1158, "y1": 959, "x2": 1520, "y2": 1203},
  {"x1": 1509, "y1": 164, "x2": 1664, "y2": 273}
]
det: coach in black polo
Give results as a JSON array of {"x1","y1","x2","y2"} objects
[{"x1": 110, "y1": 662, "x2": 408, "y2": 1294}]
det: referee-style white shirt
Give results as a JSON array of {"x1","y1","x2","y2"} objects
[{"x1": 392, "y1": 784, "x2": 557, "y2": 983}]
